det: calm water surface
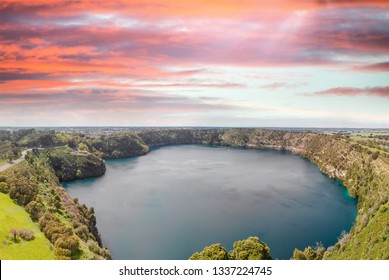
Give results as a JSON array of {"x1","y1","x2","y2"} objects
[{"x1": 63, "y1": 145, "x2": 357, "y2": 259}]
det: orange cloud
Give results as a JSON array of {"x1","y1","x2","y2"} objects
[{"x1": 1, "y1": 0, "x2": 388, "y2": 127}]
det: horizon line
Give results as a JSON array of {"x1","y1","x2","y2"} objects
[{"x1": 0, "y1": 126, "x2": 388, "y2": 130}]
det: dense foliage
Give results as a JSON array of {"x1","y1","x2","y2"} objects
[
  {"x1": 189, "y1": 243, "x2": 229, "y2": 260},
  {"x1": 292, "y1": 243, "x2": 325, "y2": 260},
  {"x1": 42, "y1": 148, "x2": 106, "y2": 181},
  {"x1": 229, "y1": 236, "x2": 272, "y2": 260},
  {"x1": 1, "y1": 156, "x2": 111, "y2": 259},
  {"x1": 90, "y1": 133, "x2": 149, "y2": 158},
  {"x1": 189, "y1": 236, "x2": 272, "y2": 260}
]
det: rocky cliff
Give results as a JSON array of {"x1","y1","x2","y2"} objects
[{"x1": 40, "y1": 148, "x2": 106, "y2": 181}]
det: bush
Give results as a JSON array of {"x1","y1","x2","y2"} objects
[
  {"x1": 75, "y1": 225, "x2": 89, "y2": 242},
  {"x1": 0, "y1": 175, "x2": 7, "y2": 182},
  {"x1": 292, "y1": 243, "x2": 325, "y2": 260},
  {"x1": 9, "y1": 180, "x2": 38, "y2": 206},
  {"x1": 229, "y1": 236, "x2": 272, "y2": 260},
  {"x1": 17, "y1": 228, "x2": 35, "y2": 241},
  {"x1": 189, "y1": 244, "x2": 229, "y2": 260},
  {"x1": 55, "y1": 248, "x2": 72, "y2": 260},
  {"x1": 26, "y1": 200, "x2": 44, "y2": 222},
  {"x1": 0, "y1": 182, "x2": 9, "y2": 193},
  {"x1": 189, "y1": 236, "x2": 272, "y2": 260},
  {"x1": 372, "y1": 151, "x2": 380, "y2": 160},
  {"x1": 55, "y1": 236, "x2": 80, "y2": 255}
]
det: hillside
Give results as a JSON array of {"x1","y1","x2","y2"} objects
[
  {"x1": 0, "y1": 193, "x2": 54, "y2": 260},
  {"x1": 0, "y1": 158, "x2": 111, "y2": 260}
]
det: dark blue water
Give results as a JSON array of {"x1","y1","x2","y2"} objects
[{"x1": 63, "y1": 145, "x2": 357, "y2": 259}]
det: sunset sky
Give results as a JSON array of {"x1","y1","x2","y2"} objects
[{"x1": 1, "y1": 0, "x2": 388, "y2": 127}]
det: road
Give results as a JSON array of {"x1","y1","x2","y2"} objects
[
  {"x1": 0, "y1": 145, "x2": 69, "y2": 173},
  {"x1": 0, "y1": 149, "x2": 32, "y2": 173}
]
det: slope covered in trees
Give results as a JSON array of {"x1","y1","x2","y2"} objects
[{"x1": 0, "y1": 156, "x2": 111, "y2": 259}]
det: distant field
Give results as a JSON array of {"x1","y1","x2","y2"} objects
[
  {"x1": 0, "y1": 193, "x2": 54, "y2": 260},
  {"x1": 322, "y1": 129, "x2": 389, "y2": 156}
]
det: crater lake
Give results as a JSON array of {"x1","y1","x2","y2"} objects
[{"x1": 63, "y1": 145, "x2": 358, "y2": 259}]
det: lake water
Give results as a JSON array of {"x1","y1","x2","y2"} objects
[{"x1": 63, "y1": 145, "x2": 357, "y2": 259}]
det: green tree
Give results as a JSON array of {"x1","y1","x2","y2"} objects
[
  {"x1": 6, "y1": 150, "x2": 16, "y2": 162},
  {"x1": 78, "y1": 143, "x2": 89, "y2": 152},
  {"x1": 68, "y1": 139, "x2": 77, "y2": 149},
  {"x1": 189, "y1": 244, "x2": 229, "y2": 260},
  {"x1": 55, "y1": 235, "x2": 80, "y2": 255},
  {"x1": 292, "y1": 248, "x2": 307, "y2": 260},
  {"x1": 9, "y1": 179, "x2": 38, "y2": 206},
  {"x1": 292, "y1": 243, "x2": 325, "y2": 260},
  {"x1": 0, "y1": 175, "x2": 7, "y2": 182},
  {"x1": 26, "y1": 200, "x2": 43, "y2": 221},
  {"x1": 0, "y1": 182, "x2": 9, "y2": 193},
  {"x1": 229, "y1": 236, "x2": 272, "y2": 260}
]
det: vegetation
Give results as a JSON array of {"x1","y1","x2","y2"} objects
[
  {"x1": 90, "y1": 133, "x2": 149, "y2": 159},
  {"x1": 40, "y1": 147, "x2": 106, "y2": 181},
  {"x1": 1, "y1": 156, "x2": 111, "y2": 259},
  {"x1": 0, "y1": 193, "x2": 54, "y2": 259},
  {"x1": 189, "y1": 236, "x2": 272, "y2": 260},
  {"x1": 189, "y1": 243, "x2": 229, "y2": 260},
  {"x1": 229, "y1": 236, "x2": 272, "y2": 260},
  {"x1": 1, "y1": 127, "x2": 388, "y2": 260},
  {"x1": 0, "y1": 141, "x2": 21, "y2": 162},
  {"x1": 323, "y1": 201, "x2": 389, "y2": 259},
  {"x1": 292, "y1": 243, "x2": 325, "y2": 260}
]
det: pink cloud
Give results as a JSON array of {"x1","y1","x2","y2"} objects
[
  {"x1": 260, "y1": 82, "x2": 307, "y2": 90},
  {"x1": 309, "y1": 86, "x2": 389, "y2": 98},
  {"x1": 353, "y1": 62, "x2": 389, "y2": 72},
  {"x1": 1, "y1": 0, "x2": 388, "y2": 127}
]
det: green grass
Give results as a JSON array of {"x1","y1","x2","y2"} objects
[{"x1": 0, "y1": 193, "x2": 55, "y2": 260}]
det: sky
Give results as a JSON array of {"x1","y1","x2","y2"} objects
[{"x1": 0, "y1": 0, "x2": 388, "y2": 128}]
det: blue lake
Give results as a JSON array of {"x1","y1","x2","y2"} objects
[{"x1": 63, "y1": 145, "x2": 357, "y2": 259}]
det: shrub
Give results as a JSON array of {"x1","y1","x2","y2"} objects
[
  {"x1": 55, "y1": 248, "x2": 72, "y2": 260},
  {"x1": 26, "y1": 200, "x2": 44, "y2": 222},
  {"x1": 0, "y1": 175, "x2": 7, "y2": 182},
  {"x1": 9, "y1": 180, "x2": 38, "y2": 206},
  {"x1": 17, "y1": 228, "x2": 35, "y2": 241},
  {"x1": 0, "y1": 182, "x2": 9, "y2": 193},
  {"x1": 229, "y1": 236, "x2": 272, "y2": 260},
  {"x1": 55, "y1": 236, "x2": 80, "y2": 255},
  {"x1": 292, "y1": 243, "x2": 325, "y2": 260},
  {"x1": 371, "y1": 151, "x2": 380, "y2": 160},
  {"x1": 75, "y1": 225, "x2": 89, "y2": 242},
  {"x1": 189, "y1": 244, "x2": 229, "y2": 260}
]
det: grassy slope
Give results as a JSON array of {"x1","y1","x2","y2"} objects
[
  {"x1": 0, "y1": 193, "x2": 54, "y2": 260},
  {"x1": 1, "y1": 159, "x2": 111, "y2": 260}
]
